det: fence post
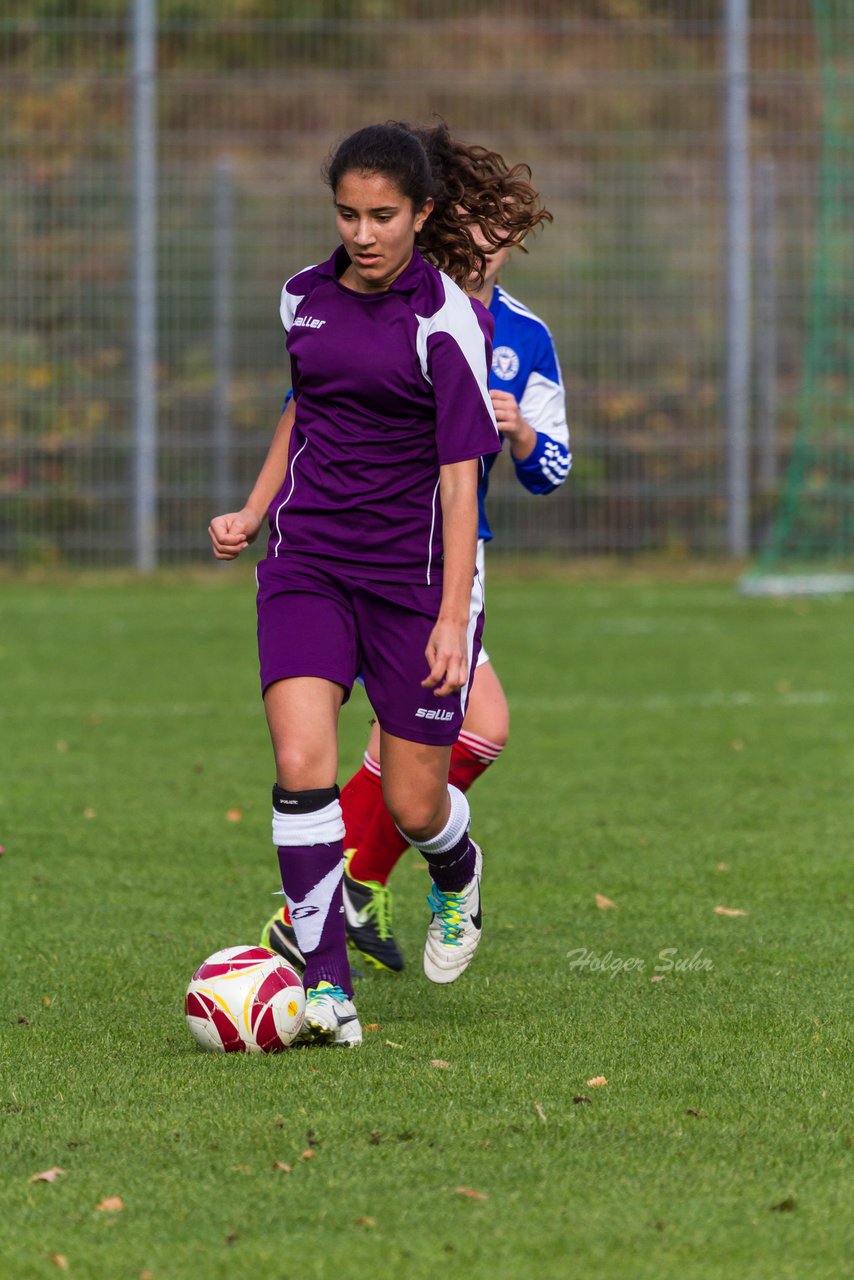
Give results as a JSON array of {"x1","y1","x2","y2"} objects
[
  {"x1": 212, "y1": 157, "x2": 234, "y2": 516},
  {"x1": 755, "y1": 156, "x2": 778, "y2": 494},
  {"x1": 132, "y1": 0, "x2": 157, "y2": 571},
  {"x1": 724, "y1": 0, "x2": 751, "y2": 556}
]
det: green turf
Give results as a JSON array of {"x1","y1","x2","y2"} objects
[{"x1": 1, "y1": 566, "x2": 852, "y2": 1280}]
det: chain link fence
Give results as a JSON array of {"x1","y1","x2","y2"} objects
[{"x1": 0, "y1": 2, "x2": 832, "y2": 565}]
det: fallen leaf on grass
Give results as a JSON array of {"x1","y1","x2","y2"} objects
[
  {"x1": 716, "y1": 862, "x2": 729, "y2": 872},
  {"x1": 49, "y1": 1257, "x2": 68, "y2": 1271},
  {"x1": 384, "y1": 1040, "x2": 403, "y2": 1049},
  {"x1": 29, "y1": 1167, "x2": 65, "y2": 1184},
  {"x1": 83, "y1": 808, "x2": 96, "y2": 819},
  {"x1": 431, "y1": 1059, "x2": 450, "y2": 1069},
  {"x1": 595, "y1": 893, "x2": 619, "y2": 910},
  {"x1": 714, "y1": 906, "x2": 748, "y2": 917},
  {"x1": 650, "y1": 974, "x2": 665, "y2": 983},
  {"x1": 42, "y1": 996, "x2": 52, "y2": 1007},
  {"x1": 369, "y1": 1131, "x2": 383, "y2": 1145},
  {"x1": 225, "y1": 808, "x2": 243, "y2": 822},
  {"x1": 95, "y1": 1196, "x2": 125, "y2": 1213},
  {"x1": 573, "y1": 1096, "x2": 592, "y2": 1105},
  {"x1": 534, "y1": 1101, "x2": 547, "y2": 1124},
  {"x1": 355, "y1": 1216, "x2": 376, "y2": 1227},
  {"x1": 272, "y1": 1162, "x2": 292, "y2": 1173},
  {"x1": 586, "y1": 1076, "x2": 608, "y2": 1088},
  {"x1": 363, "y1": 1023, "x2": 379, "y2": 1032},
  {"x1": 455, "y1": 1187, "x2": 489, "y2": 1201},
  {"x1": 686, "y1": 1108, "x2": 706, "y2": 1118},
  {"x1": 299, "y1": 1149, "x2": 314, "y2": 1161}
]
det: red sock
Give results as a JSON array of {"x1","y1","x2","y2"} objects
[
  {"x1": 347, "y1": 799, "x2": 406, "y2": 885},
  {"x1": 340, "y1": 753, "x2": 383, "y2": 850},
  {"x1": 347, "y1": 732, "x2": 505, "y2": 886},
  {"x1": 449, "y1": 730, "x2": 505, "y2": 792}
]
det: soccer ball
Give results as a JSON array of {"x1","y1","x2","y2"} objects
[{"x1": 185, "y1": 945, "x2": 305, "y2": 1053}]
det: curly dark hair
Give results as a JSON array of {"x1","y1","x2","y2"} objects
[{"x1": 323, "y1": 120, "x2": 552, "y2": 288}]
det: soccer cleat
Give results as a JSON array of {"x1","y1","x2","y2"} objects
[
  {"x1": 423, "y1": 844, "x2": 483, "y2": 985},
  {"x1": 342, "y1": 851, "x2": 405, "y2": 973},
  {"x1": 295, "y1": 981, "x2": 362, "y2": 1047},
  {"x1": 260, "y1": 906, "x2": 306, "y2": 972}
]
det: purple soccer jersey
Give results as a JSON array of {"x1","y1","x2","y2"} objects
[{"x1": 267, "y1": 246, "x2": 500, "y2": 583}]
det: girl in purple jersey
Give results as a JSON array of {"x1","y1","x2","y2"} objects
[
  {"x1": 263, "y1": 219, "x2": 568, "y2": 977},
  {"x1": 209, "y1": 122, "x2": 550, "y2": 1045}
]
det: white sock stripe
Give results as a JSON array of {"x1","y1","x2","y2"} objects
[
  {"x1": 272, "y1": 799, "x2": 345, "y2": 847},
  {"x1": 401, "y1": 785, "x2": 470, "y2": 855},
  {"x1": 362, "y1": 752, "x2": 382, "y2": 779},
  {"x1": 457, "y1": 730, "x2": 504, "y2": 761},
  {"x1": 284, "y1": 861, "x2": 343, "y2": 954}
]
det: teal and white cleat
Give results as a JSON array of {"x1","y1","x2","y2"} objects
[
  {"x1": 295, "y1": 981, "x2": 362, "y2": 1047},
  {"x1": 423, "y1": 844, "x2": 483, "y2": 985}
]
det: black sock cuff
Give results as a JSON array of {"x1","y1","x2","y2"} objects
[{"x1": 272, "y1": 783, "x2": 340, "y2": 815}]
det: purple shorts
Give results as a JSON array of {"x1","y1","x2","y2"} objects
[{"x1": 256, "y1": 554, "x2": 484, "y2": 746}]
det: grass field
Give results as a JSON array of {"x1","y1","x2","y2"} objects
[{"x1": 1, "y1": 565, "x2": 852, "y2": 1280}]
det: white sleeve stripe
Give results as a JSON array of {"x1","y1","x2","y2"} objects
[
  {"x1": 539, "y1": 454, "x2": 572, "y2": 485},
  {"x1": 519, "y1": 372, "x2": 569, "y2": 446},
  {"x1": 280, "y1": 284, "x2": 308, "y2": 333},
  {"x1": 416, "y1": 275, "x2": 498, "y2": 433}
]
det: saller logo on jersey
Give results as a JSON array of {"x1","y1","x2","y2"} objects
[
  {"x1": 293, "y1": 315, "x2": 326, "y2": 329},
  {"x1": 416, "y1": 708, "x2": 455, "y2": 721}
]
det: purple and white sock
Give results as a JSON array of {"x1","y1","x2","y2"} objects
[
  {"x1": 400, "y1": 785, "x2": 476, "y2": 893},
  {"x1": 272, "y1": 785, "x2": 352, "y2": 996}
]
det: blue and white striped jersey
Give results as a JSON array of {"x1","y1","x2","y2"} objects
[{"x1": 479, "y1": 284, "x2": 570, "y2": 541}]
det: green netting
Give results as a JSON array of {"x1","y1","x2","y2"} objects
[{"x1": 744, "y1": 0, "x2": 854, "y2": 594}]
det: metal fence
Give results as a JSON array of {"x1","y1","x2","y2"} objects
[{"x1": 0, "y1": 2, "x2": 836, "y2": 565}]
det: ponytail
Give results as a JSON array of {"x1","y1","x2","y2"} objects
[
  {"x1": 410, "y1": 121, "x2": 552, "y2": 288},
  {"x1": 324, "y1": 120, "x2": 552, "y2": 288}
]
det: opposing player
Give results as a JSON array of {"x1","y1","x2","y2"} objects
[
  {"x1": 263, "y1": 210, "x2": 570, "y2": 974},
  {"x1": 210, "y1": 121, "x2": 551, "y2": 1044}
]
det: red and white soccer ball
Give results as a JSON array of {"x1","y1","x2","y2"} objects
[{"x1": 185, "y1": 945, "x2": 305, "y2": 1053}]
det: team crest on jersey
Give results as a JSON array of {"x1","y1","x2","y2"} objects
[{"x1": 492, "y1": 345, "x2": 520, "y2": 381}]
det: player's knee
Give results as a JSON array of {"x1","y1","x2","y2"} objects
[
  {"x1": 385, "y1": 792, "x2": 447, "y2": 843},
  {"x1": 481, "y1": 712, "x2": 509, "y2": 747},
  {"x1": 273, "y1": 743, "x2": 333, "y2": 792}
]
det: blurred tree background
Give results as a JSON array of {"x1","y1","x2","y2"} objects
[{"x1": 0, "y1": 2, "x2": 833, "y2": 562}]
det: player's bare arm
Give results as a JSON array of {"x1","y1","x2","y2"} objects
[
  {"x1": 422, "y1": 457, "x2": 480, "y2": 697},
  {"x1": 208, "y1": 398, "x2": 296, "y2": 559}
]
